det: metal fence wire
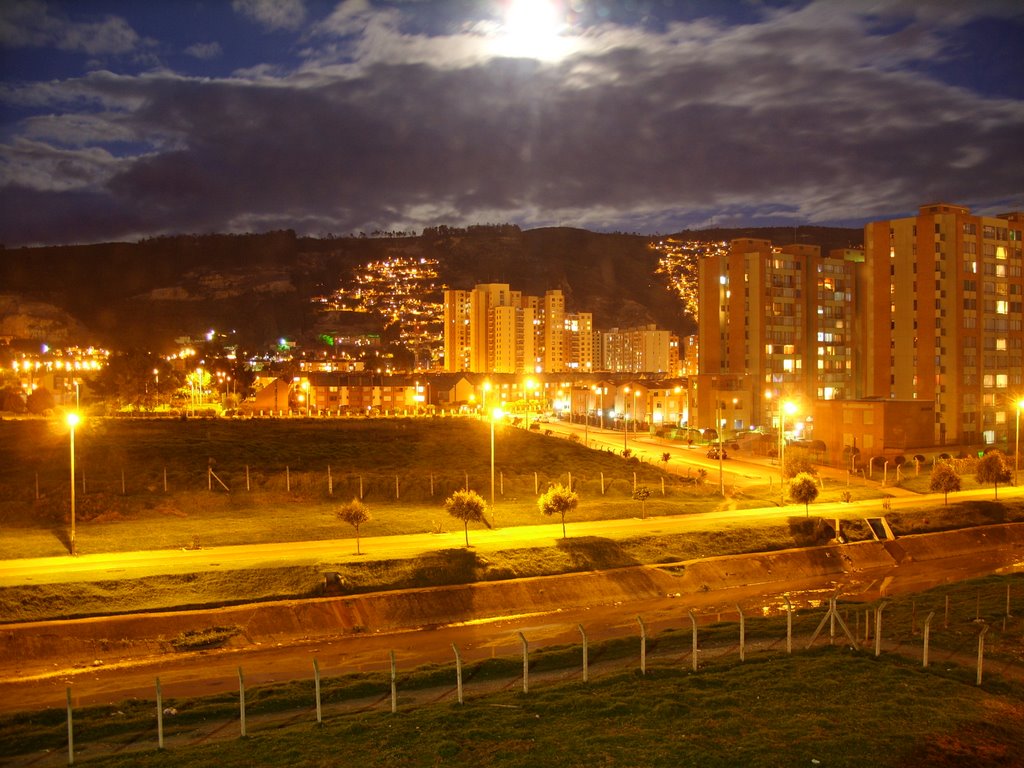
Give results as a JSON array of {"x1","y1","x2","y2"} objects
[{"x1": 15, "y1": 575, "x2": 1020, "y2": 767}]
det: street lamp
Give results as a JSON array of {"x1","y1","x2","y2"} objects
[
  {"x1": 716, "y1": 397, "x2": 724, "y2": 496},
  {"x1": 1015, "y1": 398, "x2": 1024, "y2": 486},
  {"x1": 490, "y1": 407, "x2": 503, "y2": 520},
  {"x1": 481, "y1": 380, "x2": 491, "y2": 420},
  {"x1": 632, "y1": 388, "x2": 640, "y2": 440},
  {"x1": 780, "y1": 401, "x2": 797, "y2": 504},
  {"x1": 623, "y1": 386, "x2": 631, "y2": 451},
  {"x1": 525, "y1": 378, "x2": 537, "y2": 429},
  {"x1": 66, "y1": 412, "x2": 79, "y2": 556}
]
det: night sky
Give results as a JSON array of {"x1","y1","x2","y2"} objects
[{"x1": 1, "y1": 0, "x2": 1023, "y2": 247}]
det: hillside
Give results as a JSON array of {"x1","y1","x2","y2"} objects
[{"x1": 0, "y1": 224, "x2": 861, "y2": 353}]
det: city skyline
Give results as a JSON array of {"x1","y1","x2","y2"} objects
[{"x1": 2, "y1": 0, "x2": 1023, "y2": 248}]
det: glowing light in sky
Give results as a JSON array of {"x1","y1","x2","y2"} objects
[{"x1": 493, "y1": 0, "x2": 570, "y2": 61}]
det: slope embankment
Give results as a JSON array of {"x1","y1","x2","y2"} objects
[{"x1": 2, "y1": 524, "x2": 1021, "y2": 674}]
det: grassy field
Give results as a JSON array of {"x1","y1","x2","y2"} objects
[
  {"x1": 0, "y1": 415, "x2": 894, "y2": 560},
  {"x1": 2, "y1": 574, "x2": 1021, "y2": 767},
  {"x1": 2, "y1": 416, "x2": 1023, "y2": 624}
]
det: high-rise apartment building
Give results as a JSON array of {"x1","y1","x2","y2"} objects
[
  {"x1": 443, "y1": 284, "x2": 592, "y2": 373},
  {"x1": 599, "y1": 325, "x2": 676, "y2": 374},
  {"x1": 861, "y1": 203, "x2": 1024, "y2": 446},
  {"x1": 696, "y1": 239, "x2": 859, "y2": 432}
]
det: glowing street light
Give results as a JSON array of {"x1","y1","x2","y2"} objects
[
  {"x1": 623, "y1": 386, "x2": 631, "y2": 451},
  {"x1": 1016, "y1": 398, "x2": 1024, "y2": 486},
  {"x1": 780, "y1": 401, "x2": 798, "y2": 504},
  {"x1": 481, "y1": 380, "x2": 492, "y2": 420},
  {"x1": 490, "y1": 407, "x2": 504, "y2": 520},
  {"x1": 66, "y1": 412, "x2": 80, "y2": 556}
]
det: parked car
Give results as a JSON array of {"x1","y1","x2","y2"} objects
[{"x1": 706, "y1": 447, "x2": 729, "y2": 460}]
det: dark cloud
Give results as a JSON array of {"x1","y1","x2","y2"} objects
[{"x1": 1, "y1": 1, "x2": 1022, "y2": 246}]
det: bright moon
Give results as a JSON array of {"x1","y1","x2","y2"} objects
[{"x1": 495, "y1": 0, "x2": 569, "y2": 61}]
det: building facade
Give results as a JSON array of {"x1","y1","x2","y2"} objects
[
  {"x1": 443, "y1": 284, "x2": 593, "y2": 374},
  {"x1": 861, "y1": 203, "x2": 1024, "y2": 447}
]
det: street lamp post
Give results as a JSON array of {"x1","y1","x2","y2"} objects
[
  {"x1": 1016, "y1": 398, "x2": 1024, "y2": 486},
  {"x1": 716, "y1": 398, "x2": 724, "y2": 496},
  {"x1": 490, "y1": 407, "x2": 503, "y2": 519},
  {"x1": 623, "y1": 386, "x2": 631, "y2": 451},
  {"x1": 632, "y1": 389, "x2": 640, "y2": 441},
  {"x1": 780, "y1": 401, "x2": 797, "y2": 504},
  {"x1": 67, "y1": 412, "x2": 79, "y2": 556}
]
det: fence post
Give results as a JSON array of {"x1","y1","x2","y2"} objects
[
  {"x1": 782, "y1": 594, "x2": 794, "y2": 654},
  {"x1": 238, "y1": 667, "x2": 246, "y2": 737},
  {"x1": 601, "y1": 472, "x2": 605, "y2": 494},
  {"x1": 156, "y1": 677, "x2": 164, "y2": 749},
  {"x1": 578, "y1": 624, "x2": 588, "y2": 683},
  {"x1": 360, "y1": 475, "x2": 364, "y2": 499},
  {"x1": 976, "y1": 625, "x2": 989, "y2": 685},
  {"x1": 874, "y1": 601, "x2": 888, "y2": 657},
  {"x1": 66, "y1": 687, "x2": 74, "y2": 766},
  {"x1": 390, "y1": 650, "x2": 397, "y2": 713},
  {"x1": 688, "y1": 610, "x2": 698, "y2": 672},
  {"x1": 328, "y1": 466, "x2": 333, "y2": 496},
  {"x1": 534, "y1": 472, "x2": 538, "y2": 494},
  {"x1": 736, "y1": 604, "x2": 746, "y2": 661},
  {"x1": 518, "y1": 632, "x2": 529, "y2": 693},
  {"x1": 637, "y1": 616, "x2": 647, "y2": 675},
  {"x1": 246, "y1": 465, "x2": 250, "y2": 492},
  {"x1": 567, "y1": 471, "x2": 571, "y2": 492},
  {"x1": 164, "y1": 467, "x2": 168, "y2": 492},
  {"x1": 122, "y1": 469, "x2": 126, "y2": 496},
  {"x1": 286, "y1": 466, "x2": 291, "y2": 493},
  {"x1": 313, "y1": 659, "x2": 322, "y2": 723},
  {"x1": 395, "y1": 475, "x2": 400, "y2": 500},
  {"x1": 661, "y1": 477, "x2": 665, "y2": 496},
  {"x1": 452, "y1": 644, "x2": 463, "y2": 704},
  {"x1": 922, "y1": 611, "x2": 935, "y2": 668},
  {"x1": 430, "y1": 473, "x2": 434, "y2": 497}
]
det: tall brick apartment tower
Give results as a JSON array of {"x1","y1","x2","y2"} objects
[
  {"x1": 697, "y1": 239, "x2": 859, "y2": 437},
  {"x1": 861, "y1": 203, "x2": 1024, "y2": 448}
]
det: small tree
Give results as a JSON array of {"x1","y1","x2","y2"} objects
[
  {"x1": 975, "y1": 451, "x2": 1012, "y2": 500},
  {"x1": 661, "y1": 452, "x2": 671, "y2": 466},
  {"x1": 633, "y1": 485, "x2": 652, "y2": 519},
  {"x1": 337, "y1": 498, "x2": 371, "y2": 554},
  {"x1": 929, "y1": 462, "x2": 961, "y2": 505},
  {"x1": 444, "y1": 489, "x2": 489, "y2": 546},
  {"x1": 783, "y1": 449, "x2": 817, "y2": 480},
  {"x1": 788, "y1": 472, "x2": 819, "y2": 517},
  {"x1": 538, "y1": 483, "x2": 579, "y2": 538}
]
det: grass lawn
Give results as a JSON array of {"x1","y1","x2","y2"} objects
[{"x1": 0, "y1": 415, "x2": 890, "y2": 560}]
